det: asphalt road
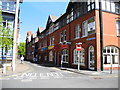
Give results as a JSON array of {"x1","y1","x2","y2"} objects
[{"x1": 1, "y1": 61, "x2": 119, "y2": 88}]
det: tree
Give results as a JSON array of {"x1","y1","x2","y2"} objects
[
  {"x1": 0, "y1": 10, "x2": 13, "y2": 63},
  {"x1": 18, "y1": 42, "x2": 26, "y2": 56}
]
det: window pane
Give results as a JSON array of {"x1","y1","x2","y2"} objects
[
  {"x1": 88, "y1": 6, "x2": 91, "y2": 11},
  {"x1": 2, "y1": 2, "x2": 7, "y2": 10},
  {"x1": 103, "y1": 49, "x2": 106, "y2": 53},
  {"x1": 116, "y1": 20, "x2": 120, "y2": 36},
  {"x1": 9, "y1": 2, "x2": 15, "y2": 11},
  {"x1": 115, "y1": 3, "x2": 120, "y2": 14},
  {"x1": 91, "y1": 3, "x2": 95, "y2": 9},
  {"x1": 106, "y1": 0, "x2": 110, "y2": 11},
  {"x1": 111, "y1": 2, "x2": 115, "y2": 12},
  {"x1": 95, "y1": 0, "x2": 99, "y2": 9},
  {"x1": 104, "y1": 55, "x2": 107, "y2": 64},
  {"x1": 107, "y1": 47, "x2": 110, "y2": 53},
  {"x1": 102, "y1": 0, "x2": 106, "y2": 10}
]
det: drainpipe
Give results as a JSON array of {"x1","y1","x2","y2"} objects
[{"x1": 99, "y1": 0, "x2": 104, "y2": 71}]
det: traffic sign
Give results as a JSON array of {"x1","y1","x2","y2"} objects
[{"x1": 76, "y1": 43, "x2": 82, "y2": 51}]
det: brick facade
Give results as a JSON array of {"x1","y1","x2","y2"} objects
[{"x1": 26, "y1": 1, "x2": 120, "y2": 71}]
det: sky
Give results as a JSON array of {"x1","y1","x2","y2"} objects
[{"x1": 19, "y1": 2, "x2": 69, "y2": 42}]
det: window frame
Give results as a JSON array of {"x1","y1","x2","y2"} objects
[
  {"x1": 116, "y1": 20, "x2": 120, "y2": 36},
  {"x1": 73, "y1": 48, "x2": 85, "y2": 66},
  {"x1": 103, "y1": 46, "x2": 119, "y2": 67},
  {"x1": 75, "y1": 24, "x2": 80, "y2": 39}
]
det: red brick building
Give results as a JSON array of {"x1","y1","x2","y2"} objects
[{"x1": 26, "y1": 1, "x2": 120, "y2": 71}]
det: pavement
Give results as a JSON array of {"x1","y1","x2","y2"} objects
[
  {"x1": 39, "y1": 63, "x2": 119, "y2": 77},
  {"x1": 0, "y1": 59, "x2": 32, "y2": 77},
  {"x1": 59, "y1": 67, "x2": 119, "y2": 77}
]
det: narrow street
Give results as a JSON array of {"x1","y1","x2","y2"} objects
[{"x1": 1, "y1": 61, "x2": 118, "y2": 88}]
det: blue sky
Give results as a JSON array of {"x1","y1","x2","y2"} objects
[{"x1": 19, "y1": 2, "x2": 69, "y2": 42}]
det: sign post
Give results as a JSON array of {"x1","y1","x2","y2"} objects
[
  {"x1": 110, "y1": 55, "x2": 112, "y2": 74},
  {"x1": 76, "y1": 43, "x2": 82, "y2": 71}
]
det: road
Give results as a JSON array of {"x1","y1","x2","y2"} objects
[{"x1": 1, "y1": 61, "x2": 119, "y2": 88}]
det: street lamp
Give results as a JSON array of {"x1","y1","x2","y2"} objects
[{"x1": 12, "y1": 0, "x2": 20, "y2": 71}]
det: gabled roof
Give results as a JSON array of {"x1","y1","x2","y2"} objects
[
  {"x1": 49, "y1": 15, "x2": 59, "y2": 22},
  {"x1": 46, "y1": 15, "x2": 59, "y2": 29},
  {"x1": 38, "y1": 27, "x2": 45, "y2": 33}
]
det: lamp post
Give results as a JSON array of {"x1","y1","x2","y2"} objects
[
  {"x1": 99, "y1": 0, "x2": 104, "y2": 71},
  {"x1": 12, "y1": 0, "x2": 20, "y2": 71}
]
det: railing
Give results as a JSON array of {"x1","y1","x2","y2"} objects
[{"x1": 0, "y1": 5, "x2": 15, "y2": 13}]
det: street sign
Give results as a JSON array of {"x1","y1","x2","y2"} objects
[
  {"x1": 76, "y1": 43, "x2": 82, "y2": 51},
  {"x1": 76, "y1": 43, "x2": 82, "y2": 71}
]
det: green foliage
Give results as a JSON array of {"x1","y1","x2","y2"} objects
[
  {"x1": 18, "y1": 42, "x2": 26, "y2": 56},
  {"x1": 0, "y1": 10, "x2": 3, "y2": 29},
  {"x1": 0, "y1": 10, "x2": 13, "y2": 53}
]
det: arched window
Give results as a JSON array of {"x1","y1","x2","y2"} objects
[
  {"x1": 103, "y1": 46, "x2": 119, "y2": 66},
  {"x1": 73, "y1": 48, "x2": 85, "y2": 65},
  {"x1": 49, "y1": 51, "x2": 53, "y2": 61},
  {"x1": 75, "y1": 24, "x2": 80, "y2": 39},
  {"x1": 62, "y1": 49, "x2": 68, "y2": 63},
  {"x1": 88, "y1": 46, "x2": 95, "y2": 69}
]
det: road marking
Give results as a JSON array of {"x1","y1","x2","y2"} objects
[{"x1": 12, "y1": 72, "x2": 65, "y2": 80}]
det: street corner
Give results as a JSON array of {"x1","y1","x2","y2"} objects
[{"x1": 1, "y1": 61, "x2": 32, "y2": 78}]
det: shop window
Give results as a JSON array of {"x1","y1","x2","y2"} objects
[
  {"x1": 103, "y1": 46, "x2": 119, "y2": 66},
  {"x1": 116, "y1": 20, "x2": 120, "y2": 36},
  {"x1": 62, "y1": 49, "x2": 68, "y2": 63},
  {"x1": 75, "y1": 24, "x2": 80, "y2": 39},
  {"x1": 73, "y1": 48, "x2": 85, "y2": 65},
  {"x1": 88, "y1": 46, "x2": 95, "y2": 69}
]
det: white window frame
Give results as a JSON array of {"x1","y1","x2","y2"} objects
[
  {"x1": 88, "y1": 45, "x2": 95, "y2": 70},
  {"x1": 103, "y1": 46, "x2": 119, "y2": 67},
  {"x1": 106, "y1": 0, "x2": 111, "y2": 11},
  {"x1": 62, "y1": 49, "x2": 68, "y2": 63},
  {"x1": 82, "y1": 20, "x2": 88, "y2": 37},
  {"x1": 116, "y1": 20, "x2": 120, "y2": 36},
  {"x1": 73, "y1": 49, "x2": 85, "y2": 66},
  {"x1": 75, "y1": 24, "x2": 80, "y2": 39}
]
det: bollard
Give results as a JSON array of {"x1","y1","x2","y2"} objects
[{"x1": 2, "y1": 64, "x2": 6, "y2": 74}]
